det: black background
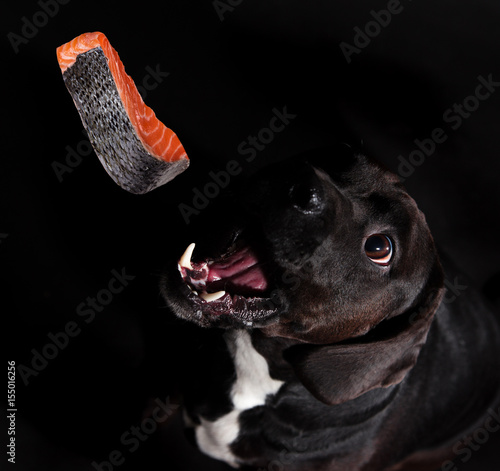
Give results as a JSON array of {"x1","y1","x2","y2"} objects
[{"x1": 2, "y1": 0, "x2": 500, "y2": 470}]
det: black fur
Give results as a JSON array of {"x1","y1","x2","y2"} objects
[{"x1": 162, "y1": 147, "x2": 500, "y2": 470}]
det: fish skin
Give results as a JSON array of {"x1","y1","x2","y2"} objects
[{"x1": 57, "y1": 32, "x2": 189, "y2": 193}]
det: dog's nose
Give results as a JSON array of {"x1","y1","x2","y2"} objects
[
  {"x1": 289, "y1": 176, "x2": 323, "y2": 214},
  {"x1": 242, "y1": 160, "x2": 325, "y2": 216}
]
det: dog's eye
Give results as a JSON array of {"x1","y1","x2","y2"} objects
[{"x1": 364, "y1": 234, "x2": 393, "y2": 265}]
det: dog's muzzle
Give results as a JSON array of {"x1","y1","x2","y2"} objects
[{"x1": 175, "y1": 235, "x2": 282, "y2": 325}]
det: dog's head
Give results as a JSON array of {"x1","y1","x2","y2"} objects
[{"x1": 162, "y1": 146, "x2": 444, "y2": 404}]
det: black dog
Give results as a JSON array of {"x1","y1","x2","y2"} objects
[{"x1": 162, "y1": 147, "x2": 500, "y2": 470}]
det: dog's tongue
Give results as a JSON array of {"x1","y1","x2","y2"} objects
[
  {"x1": 207, "y1": 246, "x2": 268, "y2": 293},
  {"x1": 178, "y1": 243, "x2": 269, "y2": 298}
]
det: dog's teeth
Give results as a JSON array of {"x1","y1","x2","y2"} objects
[
  {"x1": 187, "y1": 285, "x2": 198, "y2": 295},
  {"x1": 179, "y1": 243, "x2": 196, "y2": 270},
  {"x1": 200, "y1": 291, "x2": 226, "y2": 302}
]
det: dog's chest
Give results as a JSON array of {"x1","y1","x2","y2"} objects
[{"x1": 193, "y1": 329, "x2": 284, "y2": 467}]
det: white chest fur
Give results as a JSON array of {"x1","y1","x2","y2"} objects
[{"x1": 194, "y1": 329, "x2": 284, "y2": 468}]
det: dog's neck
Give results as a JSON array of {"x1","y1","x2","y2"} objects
[
  {"x1": 249, "y1": 329, "x2": 303, "y2": 383},
  {"x1": 223, "y1": 328, "x2": 400, "y2": 465},
  {"x1": 248, "y1": 328, "x2": 400, "y2": 420}
]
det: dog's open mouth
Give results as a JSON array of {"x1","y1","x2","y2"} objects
[{"x1": 176, "y1": 239, "x2": 281, "y2": 325}]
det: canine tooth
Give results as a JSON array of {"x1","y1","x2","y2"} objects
[
  {"x1": 200, "y1": 291, "x2": 226, "y2": 302},
  {"x1": 179, "y1": 243, "x2": 196, "y2": 269}
]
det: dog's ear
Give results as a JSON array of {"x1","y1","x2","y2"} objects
[{"x1": 284, "y1": 264, "x2": 444, "y2": 405}]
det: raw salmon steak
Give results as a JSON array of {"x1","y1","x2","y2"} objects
[{"x1": 56, "y1": 32, "x2": 189, "y2": 194}]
